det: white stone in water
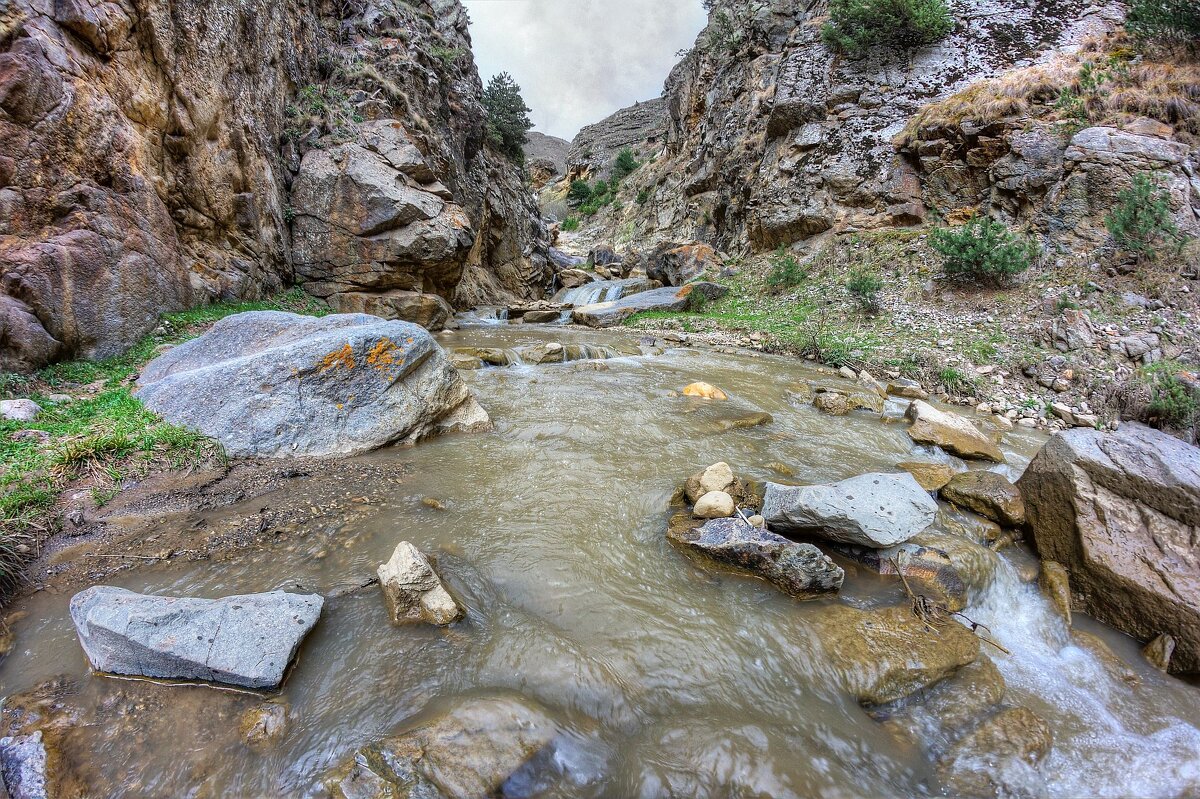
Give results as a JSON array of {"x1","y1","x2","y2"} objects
[
  {"x1": 378, "y1": 542, "x2": 465, "y2": 626},
  {"x1": 699, "y1": 462, "x2": 735, "y2": 495},
  {"x1": 762, "y1": 473, "x2": 938, "y2": 547},
  {"x1": 694, "y1": 491, "x2": 736, "y2": 519}
]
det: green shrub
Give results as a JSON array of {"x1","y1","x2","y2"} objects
[
  {"x1": 579, "y1": 203, "x2": 599, "y2": 217},
  {"x1": 765, "y1": 246, "x2": 808, "y2": 289},
  {"x1": 612, "y1": 148, "x2": 640, "y2": 182},
  {"x1": 567, "y1": 180, "x2": 593, "y2": 207},
  {"x1": 1143, "y1": 361, "x2": 1199, "y2": 432},
  {"x1": 561, "y1": 216, "x2": 580, "y2": 232},
  {"x1": 846, "y1": 268, "x2": 883, "y2": 311},
  {"x1": 1127, "y1": 0, "x2": 1200, "y2": 43},
  {"x1": 1105, "y1": 172, "x2": 1183, "y2": 259},
  {"x1": 636, "y1": 188, "x2": 650, "y2": 205},
  {"x1": 822, "y1": 0, "x2": 953, "y2": 55},
  {"x1": 930, "y1": 217, "x2": 1036, "y2": 285}
]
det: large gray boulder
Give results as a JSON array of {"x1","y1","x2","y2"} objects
[
  {"x1": 668, "y1": 516, "x2": 844, "y2": 598},
  {"x1": 1017, "y1": 423, "x2": 1200, "y2": 673},
  {"x1": 762, "y1": 473, "x2": 938, "y2": 547},
  {"x1": 571, "y1": 282, "x2": 727, "y2": 327},
  {"x1": 69, "y1": 586, "x2": 323, "y2": 689},
  {"x1": 136, "y1": 311, "x2": 490, "y2": 458}
]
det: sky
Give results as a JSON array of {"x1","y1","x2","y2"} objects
[{"x1": 462, "y1": 0, "x2": 708, "y2": 141}]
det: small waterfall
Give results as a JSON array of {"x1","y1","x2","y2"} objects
[{"x1": 557, "y1": 280, "x2": 627, "y2": 307}]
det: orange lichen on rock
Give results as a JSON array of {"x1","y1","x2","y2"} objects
[
  {"x1": 318, "y1": 344, "x2": 356, "y2": 374},
  {"x1": 367, "y1": 338, "x2": 406, "y2": 374}
]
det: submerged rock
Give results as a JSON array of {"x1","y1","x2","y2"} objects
[
  {"x1": 0, "y1": 730, "x2": 49, "y2": 799},
  {"x1": 1017, "y1": 423, "x2": 1200, "y2": 673},
  {"x1": 832, "y1": 541, "x2": 968, "y2": 611},
  {"x1": 815, "y1": 605, "x2": 980, "y2": 705},
  {"x1": 69, "y1": 586, "x2": 323, "y2": 689},
  {"x1": 761, "y1": 473, "x2": 938, "y2": 547},
  {"x1": 313, "y1": 696, "x2": 562, "y2": 799},
  {"x1": 667, "y1": 516, "x2": 844, "y2": 599},
  {"x1": 1038, "y1": 560, "x2": 1072, "y2": 624},
  {"x1": 136, "y1": 312, "x2": 490, "y2": 458},
  {"x1": 682, "y1": 381, "x2": 728, "y2": 400},
  {"x1": 937, "y1": 707, "x2": 1053, "y2": 799},
  {"x1": 377, "y1": 542, "x2": 465, "y2": 626},
  {"x1": 905, "y1": 400, "x2": 1005, "y2": 463},
  {"x1": 940, "y1": 471, "x2": 1026, "y2": 528}
]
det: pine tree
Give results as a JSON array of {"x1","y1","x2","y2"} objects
[{"x1": 482, "y1": 72, "x2": 533, "y2": 164}]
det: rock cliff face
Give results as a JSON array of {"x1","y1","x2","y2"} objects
[
  {"x1": 556, "y1": 0, "x2": 1199, "y2": 254},
  {"x1": 0, "y1": 0, "x2": 546, "y2": 370},
  {"x1": 567, "y1": 96, "x2": 668, "y2": 181}
]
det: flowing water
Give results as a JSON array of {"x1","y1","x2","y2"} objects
[
  {"x1": 2, "y1": 325, "x2": 1199, "y2": 798},
  {"x1": 554, "y1": 279, "x2": 639, "y2": 307}
]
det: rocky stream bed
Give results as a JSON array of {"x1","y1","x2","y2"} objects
[{"x1": 0, "y1": 322, "x2": 1198, "y2": 798}]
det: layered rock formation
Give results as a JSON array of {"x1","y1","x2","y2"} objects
[
  {"x1": 0, "y1": 0, "x2": 547, "y2": 369},
  {"x1": 554, "y1": 0, "x2": 1172, "y2": 252},
  {"x1": 566, "y1": 96, "x2": 668, "y2": 181}
]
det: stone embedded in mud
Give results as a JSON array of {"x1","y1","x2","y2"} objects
[
  {"x1": 762, "y1": 473, "x2": 938, "y2": 548},
  {"x1": 136, "y1": 311, "x2": 490, "y2": 458},
  {"x1": 667, "y1": 516, "x2": 844, "y2": 599},
  {"x1": 69, "y1": 586, "x2": 323, "y2": 690},
  {"x1": 1017, "y1": 422, "x2": 1200, "y2": 673},
  {"x1": 377, "y1": 542, "x2": 465, "y2": 626},
  {"x1": 571, "y1": 282, "x2": 728, "y2": 327},
  {"x1": 694, "y1": 491, "x2": 736, "y2": 519},
  {"x1": 896, "y1": 461, "x2": 957, "y2": 491},
  {"x1": 905, "y1": 400, "x2": 1005, "y2": 463},
  {"x1": 0, "y1": 730, "x2": 49, "y2": 799},
  {"x1": 313, "y1": 696, "x2": 560, "y2": 799},
  {"x1": 815, "y1": 605, "x2": 980, "y2": 706},
  {"x1": 682, "y1": 381, "x2": 728, "y2": 401},
  {"x1": 940, "y1": 471, "x2": 1026, "y2": 528}
]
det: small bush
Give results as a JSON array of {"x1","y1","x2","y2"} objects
[
  {"x1": 1127, "y1": 0, "x2": 1200, "y2": 43},
  {"x1": 579, "y1": 203, "x2": 599, "y2": 217},
  {"x1": 1105, "y1": 172, "x2": 1183, "y2": 260},
  {"x1": 930, "y1": 217, "x2": 1036, "y2": 285},
  {"x1": 636, "y1": 188, "x2": 650, "y2": 205},
  {"x1": 1143, "y1": 361, "x2": 1199, "y2": 433},
  {"x1": 561, "y1": 216, "x2": 580, "y2": 232},
  {"x1": 612, "y1": 148, "x2": 640, "y2": 182},
  {"x1": 822, "y1": 0, "x2": 953, "y2": 55},
  {"x1": 765, "y1": 247, "x2": 808, "y2": 290},
  {"x1": 567, "y1": 180, "x2": 593, "y2": 207},
  {"x1": 846, "y1": 268, "x2": 883, "y2": 312}
]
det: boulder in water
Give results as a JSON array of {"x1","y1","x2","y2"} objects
[
  {"x1": 940, "y1": 471, "x2": 1026, "y2": 528},
  {"x1": 814, "y1": 604, "x2": 980, "y2": 705},
  {"x1": 571, "y1": 283, "x2": 727, "y2": 327},
  {"x1": 699, "y1": 462, "x2": 735, "y2": 495},
  {"x1": 377, "y1": 542, "x2": 465, "y2": 626},
  {"x1": 0, "y1": 730, "x2": 49, "y2": 799},
  {"x1": 667, "y1": 516, "x2": 844, "y2": 599},
  {"x1": 694, "y1": 491, "x2": 736, "y2": 519},
  {"x1": 557, "y1": 268, "x2": 594, "y2": 289},
  {"x1": 313, "y1": 695, "x2": 561, "y2": 799},
  {"x1": 761, "y1": 473, "x2": 938, "y2": 548},
  {"x1": 682, "y1": 381, "x2": 728, "y2": 400},
  {"x1": 136, "y1": 311, "x2": 490, "y2": 458},
  {"x1": 69, "y1": 586, "x2": 323, "y2": 689},
  {"x1": 1017, "y1": 422, "x2": 1200, "y2": 673},
  {"x1": 905, "y1": 400, "x2": 1005, "y2": 463},
  {"x1": 897, "y1": 461, "x2": 957, "y2": 491},
  {"x1": 887, "y1": 378, "x2": 929, "y2": 399}
]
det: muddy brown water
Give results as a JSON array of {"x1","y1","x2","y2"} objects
[{"x1": 2, "y1": 325, "x2": 1198, "y2": 797}]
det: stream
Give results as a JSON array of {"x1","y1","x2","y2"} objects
[{"x1": 2, "y1": 324, "x2": 1199, "y2": 798}]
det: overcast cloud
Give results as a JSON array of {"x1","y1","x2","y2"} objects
[{"x1": 462, "y1": 0, "x2": 708, "y2": 141}]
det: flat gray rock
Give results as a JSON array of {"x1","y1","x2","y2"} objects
[
  {"x1": 762, "y1": 472, "x2": 937, "y2": 547},
  {"x1": 668, "y1": 516, "x2": 844, "y2": 598},
  {"x1": 571, "y1": 282, "x2": 727, "y2": 327},
  {"x1": 136, "y1": 311, "x2": 490, "y2": 458},
  {"x1": 70, "y1": 587, "x2": 323, "y2": 689},
  {"x1": 0, "y1": 731, "x2": 48, "y2": 799}
]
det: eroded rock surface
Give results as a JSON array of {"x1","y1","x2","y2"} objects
[
  {"x1": 906, "y1": 401, "x2": 1005, "y2": 463},
  {"x1": 69, "y1": 586, "x2": 323, "y2": 689},
  {"x1": 1017, "y1": 423, "x2": 1200, "y2": 673},
  {"x1": 941, "y1": 471, "x2": 1026, "y2": 528},
  {"x1": 136, "y1": 312, "x2": 490, "y2": 458}
]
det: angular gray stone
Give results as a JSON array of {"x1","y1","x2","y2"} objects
[
  {"x1": 571, "y1": 283, "x2": 727, "y2": 328},
  {"x1": 761, "y1": 473, "x2": 938, "y2": 547},
  {"x1": 69, "y1": 586, "x2": 323, "y2": 689},
  {"x1": 668, "y1": 516, "x2": 844, "y2": 598},
  {"x1": 136, "y1": 311, "x2": 490, "y2": 458},
  {"x1": 0, "y1": 731, "x2": 48, "y2": 799}
]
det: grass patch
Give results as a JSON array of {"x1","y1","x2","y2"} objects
[{"x1": 0, "y1": 289, "x2": 327, "y2": 588}]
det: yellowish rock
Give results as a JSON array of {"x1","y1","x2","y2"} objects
[
  {"x1": 683, "y1": 381, "x2": 728, "y2": 400},
  {"x1": 694, "y1": 490, "x2": 736, "y2": 519}
]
